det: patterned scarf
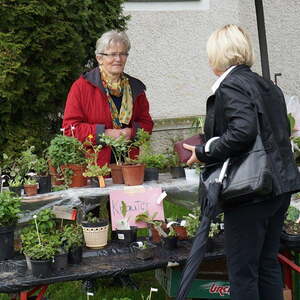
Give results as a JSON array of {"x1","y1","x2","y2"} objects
[{"x1": 100, "y1": 67, "x2": 133, "y2": 129}]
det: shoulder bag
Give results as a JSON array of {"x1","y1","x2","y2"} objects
[{"x1": 199, "y1": 112, "x2": 273, "y2": 206}]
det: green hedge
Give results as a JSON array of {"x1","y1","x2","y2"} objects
[{"x1": 0, "y1": 0, "x2": 129, "y2": 164}]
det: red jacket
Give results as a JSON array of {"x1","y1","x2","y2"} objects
[{"x1": 62, "y1": 67, "x2": 154, "y2": 166}]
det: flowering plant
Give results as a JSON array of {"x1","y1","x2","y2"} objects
[{"x1": 82, "y1": 134, "x2": 111, "y2": 177}]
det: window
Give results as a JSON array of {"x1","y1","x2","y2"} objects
[{"x1": 124, "y1": 0, "x2": 208, "y2": 11}]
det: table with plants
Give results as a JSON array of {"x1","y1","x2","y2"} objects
[
  {"x1": 0, "y1": 189, "x2": 226, "y2": 300},
  {"x1": 1, "y1": 125, "x2": 299, "y2": 299}
]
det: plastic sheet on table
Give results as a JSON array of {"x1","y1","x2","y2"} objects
[
  {"x1": 19, "y1": 173, "x2": 200, "y2": 224},
  {"x1": 0, "y1": 239, "x2": 224, "y2": 294}
]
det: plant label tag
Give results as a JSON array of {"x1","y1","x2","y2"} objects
[
  {"x1": 156, "y1": 191, "x2": 167, "y2": 204},
  {"x1": 118, "y1": 233, "x2": 125, "y2": 240},
  {"x1": 167, "y1": 221, "x2": 177, "y2": 228},
  {"x1": 180, "y1": 220, "x2": 187, "y2": 226},
  {"x1": 53, "y1": 206, "x2": 77, "y2": 220}
]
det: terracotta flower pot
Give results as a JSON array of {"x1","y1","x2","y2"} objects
[
  {"x1": 149, "y1": 226, "x2": 161, "y2": 244},
  {"x1": 48, "y1": 162, "x2": 64, "y2": 186},
  {"x1": 109, "y1": 164, "x2": 124, "y2": 184},
  {"x1": 173, "y1": 225, "x2": 188, "y2": 240},
  {"x1": 61, "y1": 164, "x2": 87, "y2": 188},
  {"x1": 122, "y1": 164, "x2": 145, "y2": 186},
  {"x1": 24, "y1": 184, "x2": 38, "y2": 196}
]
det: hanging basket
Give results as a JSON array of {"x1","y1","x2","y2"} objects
[{"x1": 82, "y1": 222, "x2": 109, "y2": 249}]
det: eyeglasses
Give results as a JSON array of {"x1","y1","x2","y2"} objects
[{"x1": 100, "y1": 52, "x2": 129, "y2": 59}]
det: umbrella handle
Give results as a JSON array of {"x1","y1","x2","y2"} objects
[{"x1": 216, "y1": 158, "x2": 229, "y2": 183}]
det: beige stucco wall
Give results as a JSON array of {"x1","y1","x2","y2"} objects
[{"x1": 122, "y1": 0, "x2": 300, "y2": 151}]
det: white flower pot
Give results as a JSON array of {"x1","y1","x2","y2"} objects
[{"x1": 184, "y1": 168, "x2": 199, "y2": 184}]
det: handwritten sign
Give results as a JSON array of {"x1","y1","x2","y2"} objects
[
  {"x1": 109, "y1": 186, "x2": 165, "y2": 230},
  {"x1": 53, "y1": 206, "x2": 77, "y2": 220}
]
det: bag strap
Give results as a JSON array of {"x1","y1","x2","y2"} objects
[{"x1": 207, "y1": 105, "x2": 261, "y2": 183}]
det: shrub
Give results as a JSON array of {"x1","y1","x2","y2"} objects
[{"x1": 0, "y1": 0, "x2": 129, "y2": 164}]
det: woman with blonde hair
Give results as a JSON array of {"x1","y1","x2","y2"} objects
[{"x1": 184, "y1": 24, "x2": 300, "y2": 300}]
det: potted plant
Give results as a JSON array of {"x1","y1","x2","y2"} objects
[
  {"x1": 61, "y1": 223, "x2": 84, "y2": 264},
  {"x1": 165, "y1": 136, "x2": 186, "y2": 179},
  {"x1": 162, "y1": 225, "x2": 178, "y2": 250},
  {"x1": 0, "y1": 191, "x2": 21, "y2": 260},
  {"x1": 100, "y1": 129, "x2": 150, "y2": 186},
  {"x1": 20, "y1": 208, "x2": 57, "y2": 268},
  {"x1": 166, "y1": 151, "x2": 186, "y2": 179},
  {"x1": 17, "y1": 146, "x2": 39, "y2": 179},
  {"x1": 23, "y1": 176, "x2": 38, "y2": 196},
  {"x1": 99, "y1": 134, "x2": 129, "y2": 184},
  {"x1": 82, "y1": 135, "x2": 111, "y2": 188},
  {"x1": 115, "y1": 201, "x2": 137, "y2": 245},
  {"x1": 138, "y1": 145, "x2": 168, "y2": 181},
  {"x1": 21, "y1": 213, "x2": 58, "y2": 278},
  {"x1": 47, "y1": 134, "x2": 87, "y2": 188},
  {"x1": 21, "y1": 232, "x2": 57, "y2": 278},
  {"x1": 131, "y1": 241, "x2": 157, "y2": 260},
  {"x1": 184, "y1": 163, "x2": 201, "y2": 184},
  {"x1": 83, "y1": 164, "x2": 111, "y2": 188},
  {"x1": 8, "y1": 175, "x2": 23, "y2": 196},
  {"x1": 34, "y1": 156, "x2": 51, "y2": 194},
  {"x1": 166, "y1": 218, "x2": 188, "y2": 240},
  {"x1": 135, "y1": 211, "x2": 166, "y2": 244},
  {"x1": 182, "y1": 207, "x2": 201, "y2": 239},
  {"x1": 121, "y1": 129, "x2": 150, "y2": 186},
  {"x1": 288, "y1": 113, "x2": 300, "y2": 166},
  {"x1": 206, "y1": 214, "x2": 225, "y2": 253},
  {"x1": 51, "y1": 230, "x2": 69, "y2": 271},
  {"x1": 281, "y1": 204, "x2": 300, "y2": 250},
  {"x1": 82, "y1": 199, "x2": 109, "y2": 249}
]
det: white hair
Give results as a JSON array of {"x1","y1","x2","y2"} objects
[{"x1": 95, "y1": 30, "x2": 131, "y2": 56}]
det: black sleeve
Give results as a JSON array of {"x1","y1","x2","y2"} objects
[{"x1": 196, "y1": 80, "x2": 258, "y2": 162}]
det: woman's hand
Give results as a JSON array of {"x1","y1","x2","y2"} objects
[
  {"x1": 104, "y1": 128, "x2": 132, "y2": 140},
  {"x1": 104, "y1": 129, "x2": 122, "y2": 138},
  {"x1": 120, "y1": 128, "x2": 132, "y2": 140},
  {"x1": 183, "y1": 143, "x2": 200, "y2": 166}
]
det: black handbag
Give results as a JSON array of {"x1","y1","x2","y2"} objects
[{"x1": 200, "y1": 131, "x2": 273, "y2": 206}]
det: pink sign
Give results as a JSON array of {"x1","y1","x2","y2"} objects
[{"x1": 109, "y1": 186, "x2": 165, "y2": 230}]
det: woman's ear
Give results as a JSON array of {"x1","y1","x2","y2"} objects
[{"x1": 96, "y1": 55, "x2": 102, "y2": 65}]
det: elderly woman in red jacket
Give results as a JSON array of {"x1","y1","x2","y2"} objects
[{"x1": 62, "y1": 30, "x2": 153, "y2": 166}]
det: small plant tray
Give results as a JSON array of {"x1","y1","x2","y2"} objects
[{"x1": 132, "y1": 243, "x2": 157, "y2": 260}]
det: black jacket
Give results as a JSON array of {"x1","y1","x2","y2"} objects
[{"x1": 196, "y1": 65, "x2": 300, "y2": 198}]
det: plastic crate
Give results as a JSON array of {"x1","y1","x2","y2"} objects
[{"x1": 155, "y1": 257, "x2": 230, "y2": 299}]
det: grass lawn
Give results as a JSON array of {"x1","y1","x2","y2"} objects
[{"x1": 0, "y1": 199, "x2": 191, "y2": 300}]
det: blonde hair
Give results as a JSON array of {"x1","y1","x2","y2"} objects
[
  {"x1": 206, "y1": 24, "x2": 254, "y2": 72},
  {"x1": 95, "y1": 30, "x2": 131, "y2": 56}
]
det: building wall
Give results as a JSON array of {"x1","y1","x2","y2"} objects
[{"x1": 122, "y1": 0, "x2": 300, "y2": 152}]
